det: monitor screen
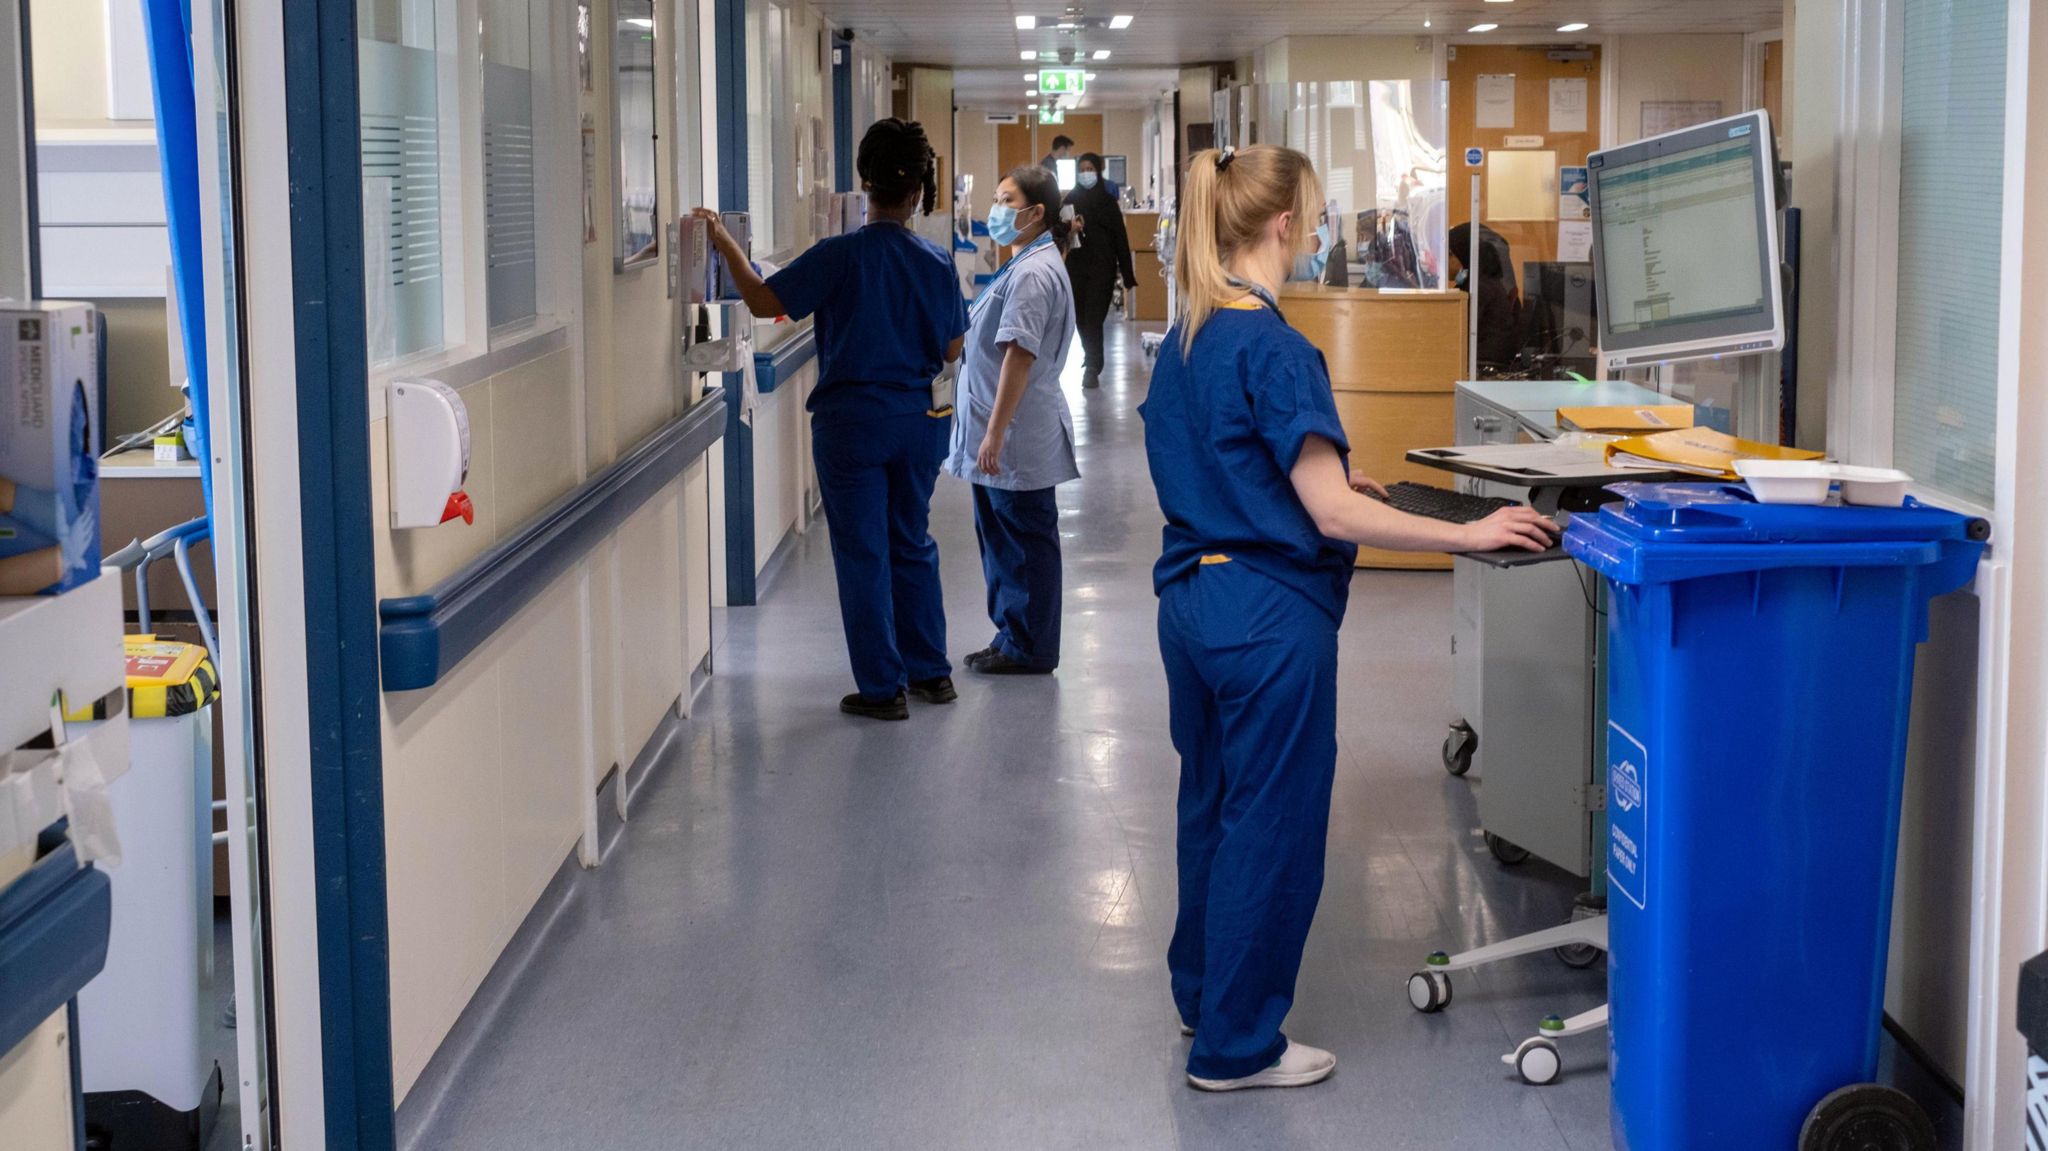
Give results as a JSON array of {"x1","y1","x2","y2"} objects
[{"x1": 1588, "y1": 110, "x2": 1783, "y2": 368}]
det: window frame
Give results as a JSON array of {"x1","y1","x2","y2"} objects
[{"x1": 363, "y1": 0, "x2": 577, "y2": 387}]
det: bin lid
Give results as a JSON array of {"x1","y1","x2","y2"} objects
[{"x1": 1565, "y1": 483, "x2": 1990, "y2": 587}]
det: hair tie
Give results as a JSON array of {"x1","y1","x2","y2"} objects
[{"x1": 1216, "y1": 147, "x2": 1236, "y2": 173}]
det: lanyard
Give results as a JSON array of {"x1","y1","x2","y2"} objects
[{"x1": 1225, "y1": 277, "x2": 1285, "y2": 321}]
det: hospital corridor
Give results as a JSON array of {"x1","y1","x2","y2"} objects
[{"x1": 6, "y1": 1, "x2": 2048, "y2": 1149}]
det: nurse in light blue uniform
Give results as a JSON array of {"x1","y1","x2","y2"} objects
[
  {"x1": 1141, "y1": 145, "x2": 1557, "y2": 1092},
  {"x1": 944, "y1": 166, "x2": 1079, "y2": 675},
  {"x1": 696, "y1": 119, "x2": 969, "y2": 721}
]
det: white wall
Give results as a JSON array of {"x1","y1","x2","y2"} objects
[{"x1": 1612, "y1": 34, "x2": 1750, "y2": 144}]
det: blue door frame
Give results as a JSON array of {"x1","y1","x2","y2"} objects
[
  {"x1": 832, "y1": 31, "x2": 853, "y2": 192},
  {"x1": 714, "y1": 0, "x2": 759, "y2": 605},
  {"x1": 279, "y1": 1, "x2": 397, "y2": 1147}
]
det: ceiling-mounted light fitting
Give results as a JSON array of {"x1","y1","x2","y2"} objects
[{"x1": 1016, "y1": 15, "x2": 1037, "y2": 29}]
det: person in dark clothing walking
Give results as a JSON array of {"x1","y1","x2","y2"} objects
[{"x1": 1063, "y1": 152, "x2": 1138, "y2": 389}]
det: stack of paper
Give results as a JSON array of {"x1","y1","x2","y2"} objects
[
  {"x1": 1605, "y1": 428, "x2": 1825, "y2": 479},
  {"x1": 1557, "y1": 405, "x2": 1696, "y2": 435}
]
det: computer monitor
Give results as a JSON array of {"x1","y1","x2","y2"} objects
[
  {"x1": 1520, "y1": 261, "x2": 1598, "y2": 374},
  {"x1": 1588, "y1": 108, "x2": 1784, "y2": 369}
]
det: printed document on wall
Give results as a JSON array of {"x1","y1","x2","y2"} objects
[
  {"x1": 1559, "y1": 220, "x2": 1593, "y2": 262},
  {"x1": 1549, "y1": 77, "x2": 1588, "y2": 134},
  {"x1": 1477, "y1": 74, "x2": 1516, "y2": 129}
]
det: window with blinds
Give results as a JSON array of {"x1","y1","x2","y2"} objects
[
  {"x1": 483, "y1": 0, "x2": 538, "y2": 333},
  {"x1": 359, "y1": 24, "x2": 447, "y2": 366},
  {"x1": 1893, "y1": 0, "x2": 2008, "y2": 506}
]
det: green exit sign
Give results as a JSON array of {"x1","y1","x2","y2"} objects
[
  {"x1": 1038, "y1": 106, "x2": 1067, "y2": 125},
  {"x1": 1038, "y1": 68, "x2": 1086, "y2": 95}
]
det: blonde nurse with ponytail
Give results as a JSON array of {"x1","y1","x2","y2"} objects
[{"x1": 1139, "y1": 146, "x2": 1555, "y2": 1092}]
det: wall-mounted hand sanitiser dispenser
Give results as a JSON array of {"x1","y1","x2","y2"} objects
[
  {"x1": 387, "y1": 378, "x2": 474, "y2": 529},
  {"x1": 675, "y1": 211, "x2": 756, "y2": 374}
]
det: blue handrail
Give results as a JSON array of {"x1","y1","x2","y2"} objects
[{"x1": 379, "y1": 390, "x2": 728, "y2": 691}]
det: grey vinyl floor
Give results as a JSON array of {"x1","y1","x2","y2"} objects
[{"x1": 402, "y1": 319, "x2": 1958, "y2": 1150}]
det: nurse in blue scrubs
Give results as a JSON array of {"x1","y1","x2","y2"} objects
[
  {"x1": 1140, "y1": 144, "x2": 1556, "y2": 1091},
  {"x1": 694, "y1": 119, "x2": 969, "y2": 721},
  {"x1": 943, "y1": 166, "x2": 1078, "y2": 675}
]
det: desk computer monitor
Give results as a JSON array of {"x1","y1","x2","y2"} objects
[
  {"x1": 1520, "y1": 261, "x2": 1598, "y2": 373},
  {"x1": 1588, "y1": 108, "x2": 1783, "y2": 369}
]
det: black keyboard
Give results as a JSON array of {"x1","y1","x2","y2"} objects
[{"x1": 1381, "y1": 482, "x2": 1518, "y2": 524}]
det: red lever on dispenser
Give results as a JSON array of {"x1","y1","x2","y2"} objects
[{"x1": 440, "y1": 491, "x2": 475, "y2": 526}]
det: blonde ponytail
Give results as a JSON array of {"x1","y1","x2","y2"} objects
[{"x1": 1174, "y1": 145, "x2": 1324, "y2": 355}]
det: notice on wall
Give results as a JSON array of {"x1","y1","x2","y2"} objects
[
  {"x1": 1476, "y1": 74, "x2": 1517, "y2": 129},
  {"x1": 1558, "y1": 220, "x2": 1594, "y2": 262},
  {"x1": 581, "y1": 115, "x2": 597, "y2": 245},
  {"x1": 1642, "y1": 100, "x2": 1723, "y2": 139},
  {"x1": 1548, "y1": 77, "x2": 1589, "y2": 134},
  {"x1": 1559, "y1": 165, "x2": 1590, "y2": 220}
]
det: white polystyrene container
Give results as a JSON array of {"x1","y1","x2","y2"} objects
[
  {"x1": 1734, "y1": 459, "x2": 1835, "y2": 505},
  {"x1": 1834, "y1": 465, "x2": 1913, "y2": 507}
]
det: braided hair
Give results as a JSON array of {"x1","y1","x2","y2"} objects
[{"x1": 856, "y1": 118, "x2": 938, "y2": 215}]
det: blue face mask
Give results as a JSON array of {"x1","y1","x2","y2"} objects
[
  {"x1": 1078, "y1": 171, "x2": 1099, "y2": 189},
  {"x1": 987, "y1": 203, "x2": 1022, "y2": 246},
  {"x1": 1290, "y1": 222, "x2": 1333, "y2": 282}
]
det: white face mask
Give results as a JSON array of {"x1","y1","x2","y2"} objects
[{"x1": 1078, "y1": 171, "x2": 1099, "y2": 190}]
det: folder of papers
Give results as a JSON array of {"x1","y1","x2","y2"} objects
[
  {"x1": 1605, "y1": 427, "x2": 1825, "y2": 480},
  {"x1": 1557, "y1": 405, "x2": 1696, "y2": 435}
]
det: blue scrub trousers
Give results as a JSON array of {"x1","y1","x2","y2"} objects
[
  {"x1": 972, "y1": 483, "x2": 1063, "y2": 670},
  {"x1": 1158, "y1": 559, "x2": 1340, "y2": 1081},
  {"x1": 813, "y1": 412, "x2": 952, "y2": 699}
]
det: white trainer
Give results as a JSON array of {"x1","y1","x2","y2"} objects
[{"x1": 1186, "y1": 1041, "x2": 1337, "y2": 1092}]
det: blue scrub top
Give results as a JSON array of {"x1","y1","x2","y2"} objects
[
  {"x1": 765, "y1": 221, "x2": 969, "y2": 427},
  {"x1": 943, "y1": 236, "x2": 1080, "y2": 491},
  {"x1": 1139, "y1": 300, "x2": 1357, "y2": 619}
]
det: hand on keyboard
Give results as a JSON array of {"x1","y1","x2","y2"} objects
[{"x1": 1348, "y1": 473, "x2": 1389, "y2": 499}]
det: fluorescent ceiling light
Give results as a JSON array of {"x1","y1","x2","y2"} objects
[
  {"x1": 1025, "y1": 72, "x2": 1038, "y2": 79},
  {"x1": 1110, "y1": 13, "x2": 1133, "y2": 29},
  {"x1": 1423, "y1": 19, "x2": 1432, "y2": 27},
  {"x1": 1021, "y1": 50, "x2": 1037, "y2": 60},
  {"x1": 1093, "y1": 49, "x2": 1111, "y2": 60},
  {"x1": 625, "y1": 16, "x2": 653, "y2": 27},
  {"x1": 1016, "y1": 15, "x2": 1037, "y2": 29},
  {"x1": 1029, "y1": 103, "x2": 1039, "y2": 109},
  {"x1": 1085, "y1": 72, "x2": 1097, "y2": 79},
  {"x1": 1557, "y1": 22, "x2": 1589, "y2": 31},
  {"x1": 1468, "y1": 22, "x2": 1498, "y2": 31},
  {"x1": 1028, "y1": 88, "x2": 1040, "y2": 96}
]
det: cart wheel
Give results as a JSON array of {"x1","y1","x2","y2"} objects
[
  {"x1": 1512, "y1": 1037, "x2": 1562, "y2": 1086},
  {"x1": 1485, "y1": 831, "x2": 1531, "y2": 865},
  {"x1": 1798, "y1": 1085, "x2": 1935, "y2": 1151},
  {"x1": 1406, "y1": 969, "x2": 1453, "y2": 1013},
  {"x1": 1442, "y1": 723, "x2": 1477, "y2": 777},
  {"x1": 1555, "y1": 901, "x2": 1605, "y2": 969}
]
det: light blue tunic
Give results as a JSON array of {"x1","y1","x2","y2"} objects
[{"x1": 943, "y1": 236, "x2": 1081, "y2": 491}]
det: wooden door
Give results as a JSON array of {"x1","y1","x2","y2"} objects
[
  {"x1": 1446, "y1": 44, "x2": 1603, "y2": 288},
  {"x1": 997, "y1": 121, "x2": 1036, "y2": 178}
]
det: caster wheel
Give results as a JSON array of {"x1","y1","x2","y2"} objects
[
  {"x1": 1798, "y1": 1084, "x2": 1935, "y2": 1151},
  {"x1": 1512, "y1": 1037, "x2": 1561, "y2": 1085},
  {"x1": 1406, "y1": 969, "x2": 1453, "y2": 1013},
  {"x1": 1555, "y1": 901, "x2": 1605, "y2": 969},
  {"x1": 1485, "y1": 831, "x2": 1531, "y2": 866},
  {"x1": 1442, "y1": 722, "x2": 1476, "y2": 776}
]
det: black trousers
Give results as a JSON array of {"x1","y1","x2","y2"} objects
[{"x1": 1072, "y1": 271, "x2": 1116, "y2": 373}]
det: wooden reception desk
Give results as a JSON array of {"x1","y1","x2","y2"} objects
[{"x1": 1279, "y1": 285, "x2": 1469, "y2": 570}]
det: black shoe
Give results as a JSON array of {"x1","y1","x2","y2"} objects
[
  {"x1": 840, "y1": 691, "x2": 909, "y2": 721},
  {"x1": 969, "y1": 650, "x2": 1053, "y2": 676},
  {"x1": 909, "y1": 676, "x2": 957, "y2": 704},
  {"x1": 962, "y1": 646, "x2": 999, "y2": 671}
]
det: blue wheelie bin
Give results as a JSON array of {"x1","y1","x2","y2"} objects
[{"x1": 1564, "y1": 483, "x2": 1987, "y2": 1151}]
